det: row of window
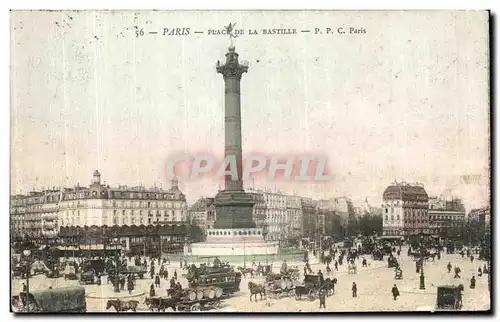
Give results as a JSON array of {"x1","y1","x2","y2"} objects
[{"x1": 208, "y1": 230, "x2": 261, "y2": 236}]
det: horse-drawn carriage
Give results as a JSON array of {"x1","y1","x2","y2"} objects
[
  {"x1": 265, "y1": 278, "x2": 297, "y2": 299},
  {"x1": 388, "y1": 256, "x2": 399, "y2": 268},
  {"x1": 435, "y1": 285, "x2": 464, "y2": 311},
  {"x1": 258, "y1": 264, "x2": 272, "y2": 276},
  {"x1": 16, "y1": 286, "x2": 86, "y2": 313},
  {"x1": 395, "y1": 268, "x2": 403, "y2": 280},
  {"x1": 294, "y1": 274, "x2": 336, "y2": 301},
  {"x1": 348, "y1": 262, "x2": 357, "y2": 274},
  {"x1": 188, "y1": 269, "x2": 242, "y2": 295}
]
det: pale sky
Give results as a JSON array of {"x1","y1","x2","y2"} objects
[{"x1": 10, "y1": 10, "x2": 490, "y2": 211}]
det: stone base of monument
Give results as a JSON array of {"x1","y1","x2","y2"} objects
[{"x1": 187, "y1": 228, "x2": 280, "y2": 264}]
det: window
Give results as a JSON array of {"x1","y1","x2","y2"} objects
[
  {"x1": 397, "y1": 215, "x2": 400, "y2": 220},
  {"x1": 391, "y1": 208, "x2": 394, "y2": 213},
  {"x1": 385, "y1": 215, "x2": 388, "y2": 220},
  {"x1": 391, "y1": 215, "x2": 394, "y2": 221},
  {"x1": 385, "y1": 208, "x2": 388, "y2": 213}
]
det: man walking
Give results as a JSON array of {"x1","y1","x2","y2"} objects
[
  {"x1": 319, "y1": 289, "x2": 326, "y2": 309},
  {"x1": 352, "y1": 282, "x2": 357, "y2": 298},
  {"x1": 391, "y1": 284, "x2": 400, "y2": 300}
]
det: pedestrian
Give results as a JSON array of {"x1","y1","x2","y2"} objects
[
  {"x1": 447, "y1": 262, "x2": 452, "y2": 273},
  {"x1": 150, "y1": 266, "x2": 155, "y2": 280},
  {"x1": 454, "y1": 266, "x2": 461, "y2": 279},
  {"x1": 127, "y1": 278, "x2": 134, "y2": 295},
  {"x1": 120, "y1": 276, "x2": 125, "y2": 291},
  {"x1": 470, "y1": 276, "x2": 476, "y2": 289},
  {"x1": 391, "y1": 284, "x2": 400, "y2": 300},
  {"x1": 164, "y1": 268, "x2": 169, "y2": 280},
  {"x1": 149, "y1": 284, "x2": 156, "y2": 297},
  {"x1": 478, "y1": 267, "x2": 482, "y2": 277},
  {"x1": 303, "y1": 266, "x2": 307, "y2": 276},
  {"x1": 318, "y1": 270, "x2": 324, "y2": 284},
  {"x1": 174, "y1": 269, "x2": 178, "y2": 280},
  {"x1": 334, "y1": 261, "x2": 338, "y2": 271},
  {"x1": 180, "y1": 259, "x2": 183, "y2": 269},
  {"x1": 155, "y1": 274, "x2": 161, "y2": 287},
  {"x1": 470, "y1": 255, "x2": 474, "y2": 263},
  {"x1": 352, "y1": 282, "x2": 357, "y2": 298},
  {"x1": 319, "y1": 289, "x2": 326, "y2": 309},
  {"x1": 362, "y1": 258, "x2": 367, "y2": 267},
  {"x1": 483, "y1": 264, "x2": 488, "y2": 274},
  {"x1": 170, "y1": 277, "x2": 176, "y2": 289}
]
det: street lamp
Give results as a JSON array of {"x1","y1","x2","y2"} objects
[
  {"x1": 419, "y1": 254, "x2": 425, "y2": 290},
  {"x1": 243, "y1": 233, "x2": 247, "y2": 268},
  {"x1": 22, "y1": 249, "x2": 32, "y2": 312},
  {"x1": 262, "y1": 223, "x2": 269, "y2": 265},
  {"x1": 109, "y1": 238, "x2": 122, "y2": 293}
]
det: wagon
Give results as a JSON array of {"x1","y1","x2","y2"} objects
[
  {"x1": 176, "y1": 296, "x2": 226, "y2": 312},
  {"x1": 189, "y1": 271, "x2": 242, "y2": 295},
  {"x1": 169, "y1": 287, "x2": 226, "y2": 312},
  {"x1": 261, "y1": 265, "x2": 272, "y2": 276},
  {"x1": 266, "y1": 279, "x2": 296, "y2": 299},
  {"x1": 18, "y1": 286, "x2": 86, "y2": 313},
  {"x1": 436, "y1": 285, "x2": 463, "y2": 311},
  {"x1": 388, "y1": 257, "x2": 399, "y2": 268},
  {"x1": 348, "y1": 263, "x2": 357, "y2": 274},
  {"x1": 294, "y1": 274, "x2": 322, "y2": 301}
]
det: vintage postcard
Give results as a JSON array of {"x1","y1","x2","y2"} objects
[{"x1": 10, "y1": 10, "x2": 491, "y2": 313}]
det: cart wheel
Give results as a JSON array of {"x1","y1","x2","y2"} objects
[
  {"x1": 288, "y1": 290, "x2": 295, "y2": 297},
  {"x1": 190, "y1": 303, "x2": 201, "y2": 312},
  {"x1": 308, "y1": 289, "x2": 318, "y2": 301},
  {"x1": 214, "y1": 301, "x2": 223, "y2": 309},
  {"x1": 295, "y1": 292, "x2": 301, "y2": 301}
]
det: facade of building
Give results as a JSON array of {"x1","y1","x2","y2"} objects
[
  {"x1": 382, "y1": 182, "x2": 429, "y2": 236},
  {"x1": 468, "y1": 206, "x2": 491, "y2": 229},
  {"x1": 188, "y1": 197, "x2": 216, "y2": 234},
  {"x1": 10, "y1": 171, "x2": 189, "y2": 249},
  {"x1": 286, "y1": 195, "x2": 303, "y2": 239},
  {"x1": 428, "y1": 197, "x2": 466, "y2": 236},
  {"x1": 58, "y1": 172, "x2": 187, "y2": 227},
  {"x1": 318, "y1": 197, "x2": 351, "y2": 229},
  {"x1": 301, "y1": 197, "x2": 316, "y2": 238},
  {"x1": 248, "y1": 192, "x2": 267, "y2": 229},
  {"x1": 262, "y1": 192, "x2": 287, "y2": 241}
]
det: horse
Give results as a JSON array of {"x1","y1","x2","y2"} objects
[
  {"x1": 144, "y1": 297, "x2": 177, "y2": 312},
  {"x1": 321, "y1": 277, "x2": 337, "y2": 296},
  {"x1": 427, "y1": 253, "x2": 437, "y2": 261},
  {"x1": 248, "y1": 282, "x2": 266, "y2": 302},
  {"x1": 238, "y1": 267, "x2": 255, "y2": 278},
  {"x1": 106, "y1": 299, "x2": 140, "y2": 312}
]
